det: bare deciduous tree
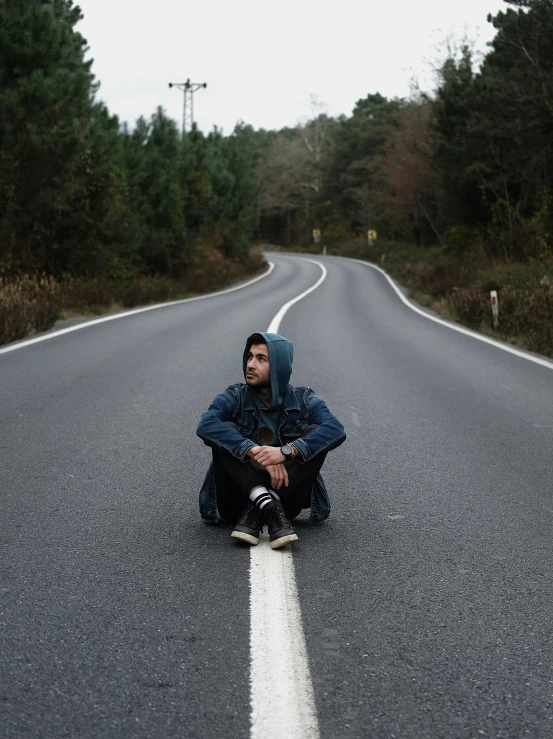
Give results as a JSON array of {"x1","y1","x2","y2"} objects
[{"x1": 370, "y1": 99, "x2": 441, "y2": 243}]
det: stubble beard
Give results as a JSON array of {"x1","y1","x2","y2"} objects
[{"x1": 246, "y1": 375, "x2": 270, "y2": 390}]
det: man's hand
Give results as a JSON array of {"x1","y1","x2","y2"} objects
[
  {"x1": 249, "y1": 445, "x2": 286, "y2": 467},
  {"x1": 266, "y1": 463, "x2": 289, "y2": 490}
]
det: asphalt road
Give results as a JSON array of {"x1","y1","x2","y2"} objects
[{"x1": 2, "y1": 253, "x2": 553, "y2": 738}]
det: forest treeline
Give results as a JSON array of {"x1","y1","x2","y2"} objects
[
  {"x1": 0, "y1": 0, "x2": 259, "y2": 280},
  {"x1": 256, "y1": 0, "x2": 553, "y2": 261},
  {"x1": 1, "y1": 0, "x2": 553, "y2": 351},
  {"x1": 252, "y1": 0, "x2": 553, "y2": 354}
]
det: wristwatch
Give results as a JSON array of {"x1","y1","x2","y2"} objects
[{"x1": 281, "y1": 444, "x2": 294, "y2": 459}]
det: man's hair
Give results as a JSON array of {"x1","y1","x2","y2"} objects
[{"x1": 247, "y1": 333, "x2": 266, "y2": 348}]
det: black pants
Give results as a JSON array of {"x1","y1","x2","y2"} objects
[{"x1": 213, "y1": 424, "x2": 326, "y2": 523}]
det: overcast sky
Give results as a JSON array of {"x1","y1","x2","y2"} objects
[{"x1": 77, "y1": 0, "x2": 507, "y2": 135}]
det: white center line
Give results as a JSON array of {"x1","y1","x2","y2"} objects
[
  {"x1": 249, "y1": 257, "x2": 327, "y2": 739},
  {"x1": 250, "y1": 539, "x2": 319, "y2": 739}
]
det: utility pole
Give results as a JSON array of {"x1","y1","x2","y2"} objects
[{"x1": 168, "y1": 79, "x2": 207, "y2": 136}]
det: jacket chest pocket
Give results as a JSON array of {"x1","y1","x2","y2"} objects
[
  {"x1": 281, "y1": 420, "x2": 307, "y2": 440},
  {"x1": 235, "y1": 418, "x2": 255, "y2": 439}
]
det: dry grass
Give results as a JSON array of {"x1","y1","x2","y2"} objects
[
  {"x1": 277, "y1": 238, "x2": 553, "y2": 358},
  {"x1": 0, "y1": 276, "x2": 62, "y2": 345},
  {"x1": 0, "y1": 247, "x2": 267, "y2": 346}
]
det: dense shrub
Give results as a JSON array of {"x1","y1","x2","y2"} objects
[
  {"x1": 402, "y1": 261, "x2": 472, "y2": 298},
  {"x1": 61, "y1": 279, "x2": 117, "y2": 314},
  {"x1": 448, "y1": 285, "x2": 490, "y2": 327},
  {"x1": 499, "y1": 285, "x2": 553, "y2": 355},
  {"x1": 186, "y1": 247, "x2": 265, "y2": 294},
  {"x1": 30, "y1": 276, "x2": 62, "y2": 332},
  {"x1": 0, "y1": 280, "x2": 33, "y2": 345},
  {"x1": 0, "y1": 249, "x2": 268, "y2": 347},
  {"x1": 525, "y1": 288, "x2": 553, "y2": 354},
  {"x1": 0, "y1": 276, "x2": 62, "y2": 345},
  {"x1": 121, "y1": 276, "x2": 178, "y2": 308}
]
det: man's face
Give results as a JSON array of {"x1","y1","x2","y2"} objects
[{"x1": 246, "y1": 343, "x2": 270, "y2": 389}]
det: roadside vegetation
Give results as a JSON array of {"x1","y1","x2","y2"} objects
[
  {"x1": 0, "y1": 250, "x2": 264, "y2": 345},
  {"x1": 0, "y1": 1, "x2": 262, "y2": 344},
  {"x1": 2, "y1": 0, "x2": 552, "y2": 356},
  {"x1": 250, "y1": 0, "x2": 553, "y2": 358},
  {"x1": 289, "y1": 240, "x2": 553, "y2": 357}
]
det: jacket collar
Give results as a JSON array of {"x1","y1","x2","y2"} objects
[
  {"x1": 243, "y1": 383, "x2": 300, "y2": 412},
  {"x1": 283, "y1": 384, "x2": 301, "y2": 411},
  {"x1": 244, "y1": 384, "x2": 257, "y2": 411}
]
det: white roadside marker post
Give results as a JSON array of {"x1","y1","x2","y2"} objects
[{"x1": 490, "y1": 290, "x2": 499, "y2": 328}]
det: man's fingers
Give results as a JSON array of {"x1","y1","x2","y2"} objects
[
  {"x1": 268, "y1": 464, "x2": 287, "y2": 490},
  {"x1": 252, "y1": 451, "x2": 267, "y2": 467},
  {"x1": 252, "y1": 447, "x2": 282, "y2": 467},
  {"x1": 260, "y1": 458, "x2": 287, "y2": 488}
]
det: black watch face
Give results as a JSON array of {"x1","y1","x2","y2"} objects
[{"x1": 281, "y1": 444, "x2": 292, "y2": 456}]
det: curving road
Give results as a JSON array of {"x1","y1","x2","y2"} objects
[{"x1": 1, "y1": 252, "x2": 553, "y2": 738}]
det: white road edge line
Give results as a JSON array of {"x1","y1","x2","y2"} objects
[
  {"x1": 0, "y1": 262, "x2": 275, "y2": 356},
  {"x1": 341, "y1": 255, "x2": 553, "y2": 371},
  {"x1": 250, "y1": 257, "x2": 326, "y2": 739}
]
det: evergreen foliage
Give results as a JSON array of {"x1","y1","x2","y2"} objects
[
  {"x1": 0, "y1": 0, "x2": 260, "y2": 280},
  {"x1": 2, "y1": 0, "x2": 553, "y2": 288}
]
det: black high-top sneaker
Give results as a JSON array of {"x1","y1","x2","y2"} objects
[
  {"x1": 231, "y1": 502, "x2": 262, "y2": 545},
  {"x1": 261, "y1": 499, "x2": 299, "y2": 549}
]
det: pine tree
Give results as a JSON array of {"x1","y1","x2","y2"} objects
[{"x1": 0, "y1": 0, "x2": 96, "y2": 273}]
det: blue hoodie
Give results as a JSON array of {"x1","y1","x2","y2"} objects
[{"x1": 243, "y1": 332, "x2": 293, "y2": 445}]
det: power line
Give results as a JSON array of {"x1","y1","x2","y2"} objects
[{"x1": 168, "y1": 79, "x2": 207, "y2": 136}]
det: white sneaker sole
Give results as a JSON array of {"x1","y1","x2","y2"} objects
[
  {"x1": 231, "y1": 531, "x2": 259, "y2": 545},
  {"x1": 270, "y1": 533, "x2": 299, "y2": 549}
]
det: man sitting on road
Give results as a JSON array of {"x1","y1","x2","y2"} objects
[{"x1": 196, "y1": 332, "x2": 346, "y2": 548}]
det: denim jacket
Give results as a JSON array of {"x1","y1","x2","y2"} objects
[{"x1": 196, "y1": 383, "x2": 346, "y2": 525}]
